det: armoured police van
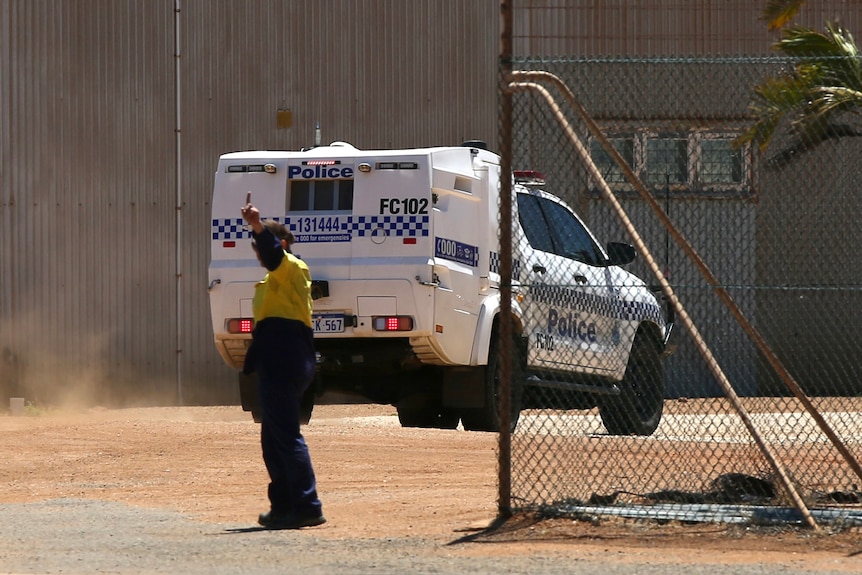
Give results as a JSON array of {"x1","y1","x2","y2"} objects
[{"x1": 209, "y1": 141, "x2": 673, "y2": 434}]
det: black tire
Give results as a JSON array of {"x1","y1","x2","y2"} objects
[
  {"x1": 396, "y1": 407, "x2": 459, "y2": 429},
  {"x1": 598, "y1": 334, "x2": 664, "y2": 436},
  {"x1": 239, "y1": 371, "x2": 316, "y2": 425},
  {"x1": 395, "y1": 369, "x2": 459, "y2": 430},
  {"x1": 461, "y1": 330, "x2": 525, "y2": 432}
]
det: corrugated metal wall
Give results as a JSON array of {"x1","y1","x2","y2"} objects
[
  {"x1": 181, "y1": 0, "x2": 500, "y2": 153},
  {"x1": 0, "y1": 0, "x2": 177, "y2": 406},
  {"x1": 180, "y1": 0, "x2": 500, "y2": 404},
  {"x1": 514, "y1": 0, "x2": 862, "y2": 56},
  {"x1": 2, "y1": 0, "x2": 858, "y2": 407},
  {"x1": 0, "y1": 0, "x2": 500, "y2": 407}
]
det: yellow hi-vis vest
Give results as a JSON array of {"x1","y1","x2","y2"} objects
[{"x1": 252, "y1": 252, "x2": 313, "y2": 329}]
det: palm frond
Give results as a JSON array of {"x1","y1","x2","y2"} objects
[
  {"x1": 740, "y1": 21, "x2": 862, "y2": 154},
  {"x1": 763, "y1": 0, "x2": 806, "y2": 30},
  {"x1": 736, "y1": 73, "x2": 809, "y2": 150},
  {"x1": 808, "y1": 86, "x2": 862, "y2": 118},
  {"x1": 778, "y1": 23, "x2": 857, "y2": 59}
]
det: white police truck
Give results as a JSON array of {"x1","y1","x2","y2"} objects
[{"x1": 209, "y1": 141, "x2": 673, "y2": 434}]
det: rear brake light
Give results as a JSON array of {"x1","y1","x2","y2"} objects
[
  {"x1": 226, "y1": 318, "x2": 254, "y2": 334},
  {"x1": 372, "y1": 316, "x2": 414, "y2": 331}
]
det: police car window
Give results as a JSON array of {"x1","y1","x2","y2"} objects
[
  {"x1": 537, "y1": 196, "x2": 604, "y2": 265},
  {"x1": 516, "y1": 193, "x2": 555, "y2": 253}
]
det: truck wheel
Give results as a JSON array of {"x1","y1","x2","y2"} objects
[
  {"x1": 396, "y1": 371, "x2": 459, "y2": 430},
  {"x1": 598, "y1": 334, "x2": 664, "y2": 436},
  {"x1": 461, "y1": 331, "x2": 524, "y2": 432},
  {"x1": 396, "y1": 407, "x2": 459, "y2": 429},
  {"x1": 240, "y1": 371, "x2": 315, "y2": 425}
]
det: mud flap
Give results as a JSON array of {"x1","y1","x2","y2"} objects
[
  {"x1": 237, "y1": 371, "x2": 316, "y2": 425},
  {"x1": 238, "y1": 371, "x2": 260, "y2": 414}
]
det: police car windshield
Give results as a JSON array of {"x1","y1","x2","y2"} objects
[{"x1": 517, "y1": 193, "x2": 604, "y2": 266}]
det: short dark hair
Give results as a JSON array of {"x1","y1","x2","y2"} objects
[{"x1": 263, "y1": 220, "x2": 295, "y2": 249}]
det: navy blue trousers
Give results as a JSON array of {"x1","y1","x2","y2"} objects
[{"x1": 251, "y1": 318, "x2": 322, "y2": 517}]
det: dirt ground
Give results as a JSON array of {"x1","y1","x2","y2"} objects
[{"x1": 1, "y1": 402, "x2": 861, "y2": 572}]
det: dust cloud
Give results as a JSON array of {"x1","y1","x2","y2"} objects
[{"x1": 0, "y1": 312, "x2": 180, "y2": 412}]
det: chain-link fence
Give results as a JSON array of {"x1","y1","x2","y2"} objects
[{"x1": 497, "y1": 49, "x2": 862, "y2": 529}]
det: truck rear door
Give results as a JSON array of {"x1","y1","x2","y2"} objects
[
  {"x1": 209, "y1": 152, "x2": 292, "y2": 367},
  {"x1": 289, "y1": 149, "x2": 435, "y2": 341}
]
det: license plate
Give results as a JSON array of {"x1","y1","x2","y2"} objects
[{"x1": 313, "y1": 313, "x2": 345, "y2": 334}]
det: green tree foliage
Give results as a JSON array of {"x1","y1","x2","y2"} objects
[{"x1": 737, "y1": 21, "x2": 862, "y2": 163}]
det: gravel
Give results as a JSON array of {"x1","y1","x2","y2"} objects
[{"x1": 0, "y1": 498, "x2": 856, "y2": 575}]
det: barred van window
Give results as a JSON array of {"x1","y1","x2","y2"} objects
[
  {"x1": 289, "y1": 181, "x2": 310, "y2": 211},
  {"x1": 338, "y1": 180, "x2": 354, "y2": 210},
  {"x1": 315, "y1": 180, "x2": 335, "y2": 210},
  {"x1": 288, "y1": 180, "x2": 354, "y2": 212}
]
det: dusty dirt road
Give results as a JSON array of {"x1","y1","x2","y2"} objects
[{"x1": 1, "y1": 403, "x2": 861, "y2": 574}]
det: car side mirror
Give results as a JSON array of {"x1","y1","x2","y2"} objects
[{"x1": 606, "y1": 242, "x2": 636, "y2": 266}]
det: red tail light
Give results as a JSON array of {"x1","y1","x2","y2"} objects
[
  {"x1": 372, "y1": 316, "x2": 414, "y2": 331},
  {"x1": 226, "y1": 318, "x2": 254, "y2": 334}
]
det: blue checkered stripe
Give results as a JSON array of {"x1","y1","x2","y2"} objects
[
  {"x1": 489, "y1": 251, "x2": 522, "y2": 277},
  {"x1": 530, "y1": 283, "x2": 663, "y2": 324},
  {"x1": 343, "y1": 215, "x2": 429, "y2": 237},
  {"x1": 211, "y1": 215, "x2": 429, "y2": 240},
  {"x1": 212, "y1": 218, "x2": 249, "y2": 240}
]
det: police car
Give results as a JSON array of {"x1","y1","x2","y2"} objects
[{"x1": 209, "y1": 142, "x2": 673, "y2": 434}]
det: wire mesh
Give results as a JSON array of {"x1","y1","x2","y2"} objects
[{"x1": 499, "y1": 51, "x2": 862, "y2": 527}]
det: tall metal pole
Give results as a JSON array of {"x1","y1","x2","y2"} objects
[
  {"x1": 174, "y1": 0, "x2": 184, "y2": 406},
  {"x1": 497, "y1": 0, "x2": 514, "y2": 518}
]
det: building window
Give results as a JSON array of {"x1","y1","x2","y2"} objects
[
  {"x1": 589, "y1": 129, "x2": 752, "y2": 197},
  {"x1": 589, "y1": 137, "x2": 634, "y2": 184},
  {"x1": 646, "y1": 136, "x2": 688, "y2": 185},
  {"x1": 698, "y1": 136, "x2": 743, "y2": 185}
]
